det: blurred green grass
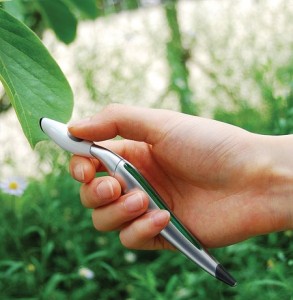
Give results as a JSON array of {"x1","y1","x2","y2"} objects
[{"x1": 1, "y1": 161, "x2": 293, "y2": 299}]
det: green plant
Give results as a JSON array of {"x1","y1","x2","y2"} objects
[
  {"x1": 0, "y1": 8, "x2": 73, "y2": 147},
  {"x1": 0, "y1": 0, "x2": 154, "y2": 146},
  {"x1": 2, "y1": 162, "x2": 293, "y2": 299},
  {"x1": 214, "y1": 56, "x2": 293, "y2": 135},
  {"x1": 1, "y1": 0, "x2": 141, "y2": 44},
  {"x1": 165, "y1": 1, "x2": 196, "y2": 115},
  {"x1": 0, "y1": 0, "x2": 196, "y2": 128}
]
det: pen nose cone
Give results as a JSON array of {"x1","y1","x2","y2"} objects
[
  {"x1": 39, "y1": 117, "x2": 56, "y2": 134},
  {"x1": 40, "y1": 117, "x2": 52, "y2": 133},
  {"x1": 39, "y1": 117, "x2": 93, "y2": 157},
  {"x1": 215, "y1": 264, "x2": 237, "y2": 287}
]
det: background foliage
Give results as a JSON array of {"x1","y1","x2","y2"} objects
[
  {"x1": 0, "y1": 0, "x2": 293, "y2": 299},
  {"x1": 0, "y1": 8, "x2": 73, "y2": 147}
]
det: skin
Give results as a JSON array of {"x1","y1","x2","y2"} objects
[{"x1": 68, "y1": 104, "x2": 293, "y2": 250}]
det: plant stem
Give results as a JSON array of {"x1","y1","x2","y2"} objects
[{"x1": 164, "y1": 1, "x2": 196, "y2": 115}]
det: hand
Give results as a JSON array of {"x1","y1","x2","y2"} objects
[{"x1": 68, "y1": 104, "x2": 293, "y2": 250}]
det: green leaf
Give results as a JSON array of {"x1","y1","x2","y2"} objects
[
  {"x1": 36, "y1": 0, "x2": 77, "y2": 44},
  {"x1": 0, "y1": 260, "x2": 24, "y2": 277},
  {"x1": 65, "y1": 0, "x2": 99, "y2": 19},
  {"x1": 124, "y1": 0, "x2": 139, "y2": 10},
  {"x1": 0, "y1": 9, "x2": 73, "y2": 147},
  {"x1": 3, "y1": 0, "x2": 25, "y2": 22}
]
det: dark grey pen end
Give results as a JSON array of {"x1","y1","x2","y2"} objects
[
  {"x1": 215, "y1": 264, "x2": 237, "y2": 287},
  {"x1": 39, "y1": 118, "x2": 44, "y2": 132}
]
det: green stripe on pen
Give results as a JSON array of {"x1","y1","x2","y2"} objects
[{"x1": 124, "y1": 163, "x2": 203, "y2": 250}]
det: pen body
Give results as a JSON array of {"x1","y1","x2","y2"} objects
[
  {"x1": 90, "y1": 145, "x2": 219, "y2": 277},
  {"x1": 114, "y1": 159, "x2": 219, "y2": 277}
]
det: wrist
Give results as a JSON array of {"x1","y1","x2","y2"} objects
[{"x1": 256, "y1": 134, "x2": 293, "y2": 231}]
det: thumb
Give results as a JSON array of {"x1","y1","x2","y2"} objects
[{"x1": 68, "y1": 104, "x2": 176, "y2": 144}]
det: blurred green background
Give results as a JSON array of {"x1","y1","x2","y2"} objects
[{"x1": 0, "y1": 0, "x2": 293, "y2": 299}]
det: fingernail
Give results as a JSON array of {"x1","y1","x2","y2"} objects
[
  {"x1": 151, "y1": 210, "x2": 170, "y2": 227},
  {"x1": 96, "y1": 180, "x2": 114, "y2": 200},
  {"x1": 68, "y1": 117, "x2": 91, "y2": 128},
  {"x1": 73, "y1": 164, "x2": 84, "y2": 181},
  {"x1": 124, "y1": 193, "x2": 144, "y2": 212}
]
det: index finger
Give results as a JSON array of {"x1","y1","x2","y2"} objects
[{"x1": 67, "y1": 104, "x2": 177, "y2": 145}]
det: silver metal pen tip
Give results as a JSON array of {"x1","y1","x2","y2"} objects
[{"x1": 215, "y1": 264, "x2": 237, "y2": 287}]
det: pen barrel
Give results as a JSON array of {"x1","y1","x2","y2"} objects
[
  {"x1": 114, "y1": 160, "x2": 218, "y2": 277},
  {"x1": 90, "y1": 145, "x2": 123, "y2": 175},
  {"x1": 161, "y1": 221, "x2": 217, "y2": 276}
]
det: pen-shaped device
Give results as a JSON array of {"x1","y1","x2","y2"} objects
[{"x1": 40, "y1": 118, "x2": 237, "y2": 287}]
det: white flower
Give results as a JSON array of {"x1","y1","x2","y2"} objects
[
  {"x1": 0, "y1": 176, "x2": 27, "y2": 196},
  {"x1": 96, "y1": 236, "x2": 108, "y2": 246},
  {"x1": 176, "y1": 287, "x2": 191, "y2": 298},
  {"x1": 26, "y1": 263, "x2": 36, "y2": 273},
  {"x1": 78, "y1": 267, "x2": 95, "y2": 280},
  {"x1": 124, "y1": 251, "x2": 137, "y2": 263}
]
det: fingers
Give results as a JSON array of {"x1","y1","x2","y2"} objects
[
  {"x1": 80, "y1": 176, "x2": 121, "y2": 208},
  {"x1": 91, "y1": 190, "x2": 171, "y2": 250},
  {"x1": 77, "y1": 175, "x2": 149, "y2": 231},
  {"x1": 77, "y1": 173, "x2": 171, "y2": 250},
  {"x1": 93, "y1": 196, "x2": 171, "y2": 250},
  {"x1": 92, "y1": 191, "x2": 149, "y2": 231},
  {"x1": 69, "y1": 155, "x2": 97, "y2": 183},
  {"x1": 68, "y1": 103, "x2": 177, "y2": 145},
  {"x1": 119, "y1": 210, "x2": 171, "y2": 250}
]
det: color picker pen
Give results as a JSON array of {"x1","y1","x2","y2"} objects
[{"x1": 40, "y1": 117, "x2": 237, "y2": 287}]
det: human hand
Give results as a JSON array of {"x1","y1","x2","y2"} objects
[{"x1": 68, "y1": 104, "x2": 293, "y2": 250}]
